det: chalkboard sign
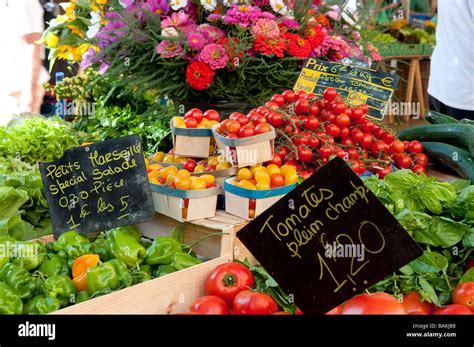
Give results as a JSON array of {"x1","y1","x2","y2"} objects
[
  {"x1": 39, "y1": 135, "x2": 154, "y2": 238},
  {"x1": 294, "y1": 58, "x2": 399, "y2": 121},
  {"x1": 237, "y1": 158, "x2": 422, "y2": 314}
]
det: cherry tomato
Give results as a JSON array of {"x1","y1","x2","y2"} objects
[
  {"x1": 351, "y1": 107, "x2": 364, "y2": 121},
  {"x1": 326, "y1": 124, "x2": 340, "y2": 137},
  {"x1": 341, "y1": 292, "x2": 407, "y2": 315},
  {"x1": 403, "y1": 141, "x2": 411, "y2": 151},
  {"x1": 226, "y1": 120, "x2": 241, "y2": 134},
  {"x1": 359, "y1": 134, "x2": 374, "y2": 149},
  {"x1": 256, "y1": 106, "x2": 269, "y2": 115},
  {"x1": 308, "y1": 137, "x2": 320, "y2": 148},
  {"x1": 309, "y1": 104, "x2": 320, "y2": 116},
  {"x1": 183, "y1": 159, "x2": 197, "y2": 172},
  {"x1": 361, "y1": 121, "x2": 375, "y2": 133},
  {"x1": 266, "y1": 153, "x2": 282, "y2": 167},
  {"x1": 452, "y1": 282, "x2": 474, "y2": 311},
  {"x1": 340, "y1": 138, "x2": 354, "y2": 146},
  {"x1": 372, "y1": 126, "x2": 384, "y2": 139},
  {"x1": 302, "y1": 116, "x2": 319, "y2": 130},
  {"x1": 382, "y1": 132, "x2": 396, "y2": 144},
  {"x1": 203, "y1": 109, "x2": 220, "y2": 122},
  {"x1": 332, "y1": 102, "x2": 346, "y2": 115},
  {"x1": 339, "y1": 127, "x2": 350, "y2": 138},
  {"x1": 298, "y1": 147, "x2": 313, "y2": 163},
  {"x1": 267, "y1": 112, "x2": 283, "y2": 127},
  {"x1": 265, "y1": 101, "x2": 279, "y2": 109},
  {"x1": 233, "y1": 290, "x2": 279, "y2": 315},
  {"x1": 371, "y1": 140, "x2": 388, "y2": 156},
  {"x1": 204, "y1": 262, "x2": 255, "y2": 306},
  {"x1": 190, "y1": 295, "x2": 231, "y2": 315},
  {"x1": 270, "y1": 94, "x2": 285, "y2": 107},
  {"x1": 408, "y1": 140, "x2": 423, "y2": 153},
  {"x1": 401, "y1": 291, "x2": 436, "y2": 314},
  {"x1": 238, "y1": 125, "x2": 255, "y2": 138},
  {"x1": 390, "y1": 140, "x2": 405, "y2": 153},
  {"x1": 335, "y1": 114, "x2": 351, "y2": 127},
  {"x1": 377, "y1": 167, "x2": 392, "y2": 179},
  {"x1": 351, "y1": 129, "x2": 364, "y2": 143},
  {"x1": 184, "y1": 118, "x2": 198, "y2": 128},
  {"x1": 347, "y1": 148, "x2": 360, "y2": 160},
  {"x1": 275, "y1": 146, "x2": 288, "y2": 157},
  {"x1": 296, "y1": 90, "x2": 309, "y2": 99},
  {"x1": 412, "y1": 164, "x2": 427, "y2": 175},
  {"x1": 360, "y1": 104, "x2": 369, "y2": 114},
  {"x1": 326, "y1": 112, "x2": 336, "y2": 123},
  {"x1": 396, "y1": 155, "x2": 412, "y2": 169},
  {"x1": 335, "y1": 149, "x2": 347, "y2": 159},
  {"x1": 323, "y1": 87, "x2": 338, "y2": 101},
  {"x1": 282, "y1": 90, "x2": 296, "y2": 103},
  {"x1": 236, "y1": 116, "x2": 249, "y2": 126},
  {"x1": 184, "y1": 108, "x2": 203, "y2": 123},
  {"x1": 319, "y1": 146, "x2": 332, "y2": 158},
  {"x1": 434, "y1": 304, "x2": 473, "y2": 315},
  {"x1": 295, "y1": 99, "x2": 310, "y2": 115},
  {"x1": 270, "y1": 173, "x2": 285, "y2": 187},
  {"x1": 413, "y1": 153, "x2": 429, "y2": 167},
  {"x1": 255, "y1": 123, "x2": 271, "y2": 135}
]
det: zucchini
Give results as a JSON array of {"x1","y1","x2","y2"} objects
[
  {"x1": 398, "y1": 124, "x2": 474, "y2": 157},
  {"x1": 460, "y1": 118, "x2": 474, "y2": 126},
  {"x1": 425, "y1": 110, "x2": 459, "y2": 124},
  {"x1": 421, "y1": 142, "x2": 474, "y2": 182}
]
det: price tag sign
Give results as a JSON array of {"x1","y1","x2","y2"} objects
[
  {"x1": 294, "y1": 58, "x2": 399, "y2": 120},
  {"x1": 39, "y1": 135, "x2": 154, "y2": 238},
  {"x1": 237, "y1": 158, "x2": 422, "y2": 314}
]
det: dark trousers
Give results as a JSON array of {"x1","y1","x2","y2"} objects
[{"x1": 428, "y1": 95, "x2": 474, "y2": 120}]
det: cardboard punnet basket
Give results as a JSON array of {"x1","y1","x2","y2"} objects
[
  {"x1": 37, "y1": 213, "x2": 241, "y2": 314},
  {"x1": 150, "y1": 183, "x2": 220, "y2": 222},
  {"x1": 224, "y1": 177, "x2": 296, "y2": 220},
  {"x1": 212, "y1": 126, "x2": 276, "y2": 168},
  {"x1": 171, "y1": 118, "x2": 214, "y2": 158},
  {"x1": 191, "y1": 167, "x2": 236, "y2": 194}
]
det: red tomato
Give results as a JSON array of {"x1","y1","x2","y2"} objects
[
  {"x1": 412, "y1": 164, "x2": 427, "y2": 175},
  {"x1": 349, "y1": 160, "x2": 360, "y2": 173},
  {"x1": 309, "y1": 104, "x2": 320, "y2": 116},
  {"x1": 298, "y1": 147, "x2": 313, "y2": 163},
  {"x1": 256, "y1": 106, "x2": 269, "y2": 115},
  {"x1": 233, "y1": 290, "x2": 279, "y2": 315},
  {"x1": 326, "y1": 124, "x2": 341, "y2": 137},
  {"x1": 351, "y1": 107, "x2": 364, "y2": 121},
  {"x1": 403, "y1": 141, "x2": 411, "y2": 151},
  {"x1": 359, "y1": 134, "x2": 374, "y2": 149},
  {"x1": 408, "y1": 140, "x2": 423, "y2": 153},
  {"x1": 253, "y1": 115, "x2": 268, "y2": 125},
  {"x1": 184, "y1": 108, "x2": 203, "y2": 123},
  {"x1": 266, "y1": 153, "x2": 282, "y2": 167},
  {"x1": 397, "y1": 155, "x2": 412, "y2": 169},
  {"x1": 347, "y1": 148, "x2": 360, "y2": 160},
  {"x1": 335, "y1": 149, "x2": 347, "y2": 159},
  {"x1": 360, "y1": 104, "x2": 369, "y2": 114},
  {"x1": 226, "y1": 120, "x2": 241, "y2": 134},
  {"x1": 318, "y1": 146, "x2": 332, "y2": 158},
  {"x1": 238, "y1": 125, "x2": 255, "y2": 138},
  {"x1": 270, "y1": 174, "x2": 285, "y2": 187},
  {"x1": 377, "y1": 167, "x2": 392, "y2": 179},
  {"x1": 326, "y1": 304, "x2": 343, "y2": 315},
  {"x1": 190, "y1": 295, "x2": 231, "y2": 315},
  {"x1": 275, "y1": 146, "x2": 288, "y2": 157},
  {"x1": 413, "y1": 153, "x2": 429, "y2": 167},
  {"x1": 323, "y1": 87, "x2": 337, "y2": 101},
  {"x1": 452, "y1": 282, "x2": 474, "y2": 311},
  {"x1": 267, "y1": 112, "x2": 283, "y2": 127},
  {"x1": 372, "y1": 126, "x2": 384, "y2": 139},
  {"x1": 434, "y1": 304, "x2": 473, "y2": 315},
  {"x1": 295, "y1": 99, "x2": 310, "y2": 115},
  {"x1": 204, "y1": 262, "x2": 255, "y2": 306},
  {"x1": 265, "y1": 101, "x2": 279, "y2": 110},
  {"x1": 203, "y1": 109, "x2": 220, "y2": 122},
  {"x1": 341, "y1": 292, "x2": 407, "y2": 315},
  {"x1": 361, "y1": 121, "x2": 375, "y2": 133},
  {"x1": 255, "y1": 123, "x2": 271, "y2": 135},
  {"x1": 270, "y1": 94, "x2": 285, "y2": 107},
  {"x1": 390, "y1": 140, "x2": 405, "y2": 153},
  {"x1": 302, "y1": 116, "x2": 319, "y2": 130},
  {"x1": 401, "y1": 291, "x2": 436, "y2": 314},
  {"x1": 308, "y1": 136, "x2": 320, "y2": 148},
  {"x1": 351, "y1": 129, "x2": 364, "y2": 143},
  {"x1": 382, "y1": 132, "x2": 396, "y2": 144},
  {"x1": 237, "y1": 116, "x2": 249, "y2": 126},
  {"x1": 332, "y1": 102, "x2": 346, "y2": 115},
  {"x1": 183, "y1": 159, "x2": 197, "y2": 172},
  {"x1": 282, "y1": 90, "x2": 296, "y2": 103},
  {"x1": 335, "y1": 114, "x2": 351, "y2": 127},
  {"x1": 339, "y1": 127, "x2": 350, "y2": 138},
  {"x1": 371, "y1": 140, "x2": 388, "y2": 156},
  {"x1": 184, "y1": 118, "x2": 198, "y2": 128}
]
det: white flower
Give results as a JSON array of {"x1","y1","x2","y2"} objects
[
  {"x1": 200, "y1": 0, "x2": 217, "y2": 11},
  {"x1": 169, "y1": 0, "x2": 188, "y2": 11},
  {"x1": 86, "y1": 11, "x2": 101, "y2": 39},
  {"x1": 161, "y1": 27, "x2": 179, "y2": 38},
  {"x1": 223, "y1": 0, "x2": 239, "y2": 6},
  {"x1": 270, "y1": 0, "x2": 289, "y2": 16}
]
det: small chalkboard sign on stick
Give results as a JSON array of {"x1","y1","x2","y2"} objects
[
  {"x1": 39, "y1": 135, "x2": 154, "y2": 238},
  {"x1": 294, "y1": 58, "x2": 399, "y2": 121},
  {"x1": 237, "y1": 157, "x2": 422, "y2": 314}
]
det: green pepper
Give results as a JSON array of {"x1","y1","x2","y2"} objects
[
  {"x1": 0, "y1": 236, "x2": 14, "y2": 268},
  {"x1": 0, "y1": 282, "x2": 23, "y2": 314},
  {"x1": 75, "y1": 291, "x2": 90, "y2": 304},
  {"x1": 107, "y1": 259, "x2": 132, "y2": 287},
  {"x1": 23, "y1": 295, "x2": 61, "y2": 314},
  {"x1": 53, "y1": 231, "x2": 89, "y2": 252},
  {"x1": 11, "y1": 241, "x2": 46, "y2": 271},
  {"x1": 66, "y1": 242, "x2": 94, "y2": 260},
  {"x1": 170, "y1": 252, "x2": 202, "y2": 271},
  {"x1": 86, "y1": 262, "x2": 120, "y2": 295},
  {"x1": 38, "y1": 254, "x2": 69, "y2": 277},
  {"x1": 145, "y1": 237, "x2": 182, "y2": 265},
  {"x1": 154, "y1": 264, "x2": 177, "y2": 278},
  {"x1": 42, "y1": 275, "x2": 77, "y2": 307},
  {"x1": 139, "y1": 264, "x2": 152, "y2": 275},
  {"x1": 92, "y1": 233, "x2": 112, "y2": 261},
  {"x1": 0, "y1": 263, "x2": 36, "y2": 300},
  {"x1": 107, "y1": 226, "x2": 146, "y2": 267}
]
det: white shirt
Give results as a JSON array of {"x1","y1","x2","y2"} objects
[
  {"x1": 0, "y1": 0, "x2": 50, "y2": 94},
  {"x1": 428, "y1": 0, "x2": 474, "y2": 110}
]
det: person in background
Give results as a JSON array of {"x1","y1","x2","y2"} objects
[
  {"x1": 0, "y1": 0, "x2": 50, "y2": 124},
  {"x1": 428, "y1": 0, "x2": 474, "y2": 120}
]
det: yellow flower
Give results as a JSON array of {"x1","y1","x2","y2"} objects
[
  {"x1": 55, "y1": 15, "x2": 69, "y2": 24},
  {"x1": 67, "y1": 25, "x2": 85, "y2": 38},
  {"x1": 56, "y1": 45, "x2": 73, "y2": 60},
  {"x1": 96, "y1": 0, "x2": 109, "y2": 4},
  {"x1": 45, "y1": 33, "x2": 59, "y2": 48},
  {"x1": 64, "y1": 2, "x2": 76, "y2": 18}
]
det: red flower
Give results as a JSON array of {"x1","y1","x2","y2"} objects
[
  {"x1": 305, "y1": 24, "x2": 326, "y2": 49},
  {"x1": 284, "y1": 33, "x2": 312, "y2": 58},
  {"x1": 186, "y1": 62, "x2": 215, "y2": 90},
  {"x1": 253, "y1": 35, "x2": 287, "y2": 58},
  {"x1": 219, "y1": 37, "x2": 245, "y2": 70}
]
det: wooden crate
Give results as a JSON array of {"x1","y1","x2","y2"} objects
[{"x1": 36, "y1": 212, "x2": 248, "y2": 314}]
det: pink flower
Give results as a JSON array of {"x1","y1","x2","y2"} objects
[
  {"x1": 198, "y1": 43, "x2": 228, "y2": 70},
  {"x1": 251, "y1": 18, "x2": 280, "y2": 38},
  {"x1": 161, "y1": 11, "x2": 190, "y2": 28},
  {"x1": 313, "y1": 35, "x2": 350, "y2": 61},
  {"x1": 188, "y1": 32, "x2": 205, "y2": 50},
  {"x1": 156, "y1": 40, "x2": 183, "y2": 58},
  {"x1": 282, "y1": 18, "x2": 300, "y2": 29},
  {"x1": 198, "y1": 24, "x2": 225, "y2": 43},
  {"x1": 223, "y1": 4, "x2": 270, "y2": 28},
  {"x1": 326, "y1": 5, "x2": 341, "y2": 21}
]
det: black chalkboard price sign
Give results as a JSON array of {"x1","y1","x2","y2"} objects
[
  {"x1": 237, "y1": 157, "x2": 422, "y2": 314},
  {"x1": 39, "y1": 135, "x2": 154, "y2": 238},
  {"x1": 294, "y1": 58, "x2": 399, "y2": 121}
]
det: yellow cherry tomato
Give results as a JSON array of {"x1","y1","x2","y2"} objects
[
  {"x1": 285, "y1": 172, "x2": 298, "y2": 185},
  {"x1": 149, "y1": 163, "x2": 163, "y2": 171},
  {"x1": 237, "y1": 168, "x2": 252, "y2": 181},
  {"x1": 207, "y1": 157, "x2": 219, "y2": 166},
  {"x1": 265, "y1": 164, "x2": 281, "y2": 176},
  {"x1": 163, "y1": 154, "x2": 175, "y2": 163},
  {"x1": 177, "y1": 169, "x2": 191, "y2": 177},
  {"x1": 237, "y1": 180, "x2": 256, "y2": 190},
  {"x1": 174, "y1": 156, "x2": 187, "y2": 164},
  {"x1": 194, "y1": 164, "x2": 206, "y2": 173},
  {"x1": 148, "y1": 170, "x2": 159, "y2": 181},
  {"x1": 149, "y1": 177, "x2": 160, "y2": 185},
  {"x1": 207, "y1": 120, "x2": 219, "y2": 128},
  {"x1": 174, "y1": 176, "x2": 191, "y2": 190},
  {"x1": 152, "y1": 151, "x2": 165, "y2": 162},
  {"x1": 216, "y1": 162, "x2": 231, "y2": 170},
  {"x1": 250, "y1": 164, "x2": 264, "y2": 175},
  {"x1": 280, "y1": 164, "x2": 297, "y2": 177},
  {"x1": 254, "y1": 170, "x2": 270, "y2": 183},
  {"x1": 173, "y1": 117, "x2": 186, "y2": 128},
  {"x1": 200, "y1": 174, "x2": 215, "y2": 185},
  {"x1": 256, "y1": 181, "x2": 270, "y2": 190},
  {"x1": 191, "y1": 178, "x2": 207, "y2": 190}
]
